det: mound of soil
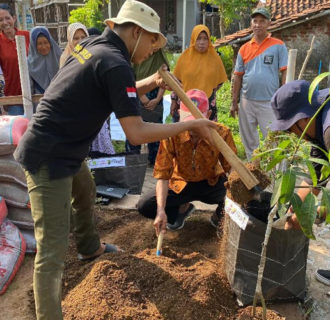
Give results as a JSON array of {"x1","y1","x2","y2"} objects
[
  {"x1": 237, "y1": 306, "x2": 285, "y2": 320},
  {"x1": 61, "y1": 208, "x2": 238, "y2": 320},
  {"x1": 226, "y1": 163, "x2": 271, "y2": 206}
]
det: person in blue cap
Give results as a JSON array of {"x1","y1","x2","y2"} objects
[
  {"x1": 271, "y1": 79, "x2": 330, "y2": 288},
  {"x1": 231, "y1": 7, "x2": 288, "y2": 160}
]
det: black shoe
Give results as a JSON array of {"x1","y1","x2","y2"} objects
[
  {"x1": 167, "y1": 204, "x2": 195, "y2": 231},
  {"x1": 315, "y1": 269, "x2": 330, "y2": 286}
]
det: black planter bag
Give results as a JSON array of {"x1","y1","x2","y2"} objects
[
  {"x1": 91, "y1": 153, "x2": 148, "y2": 195},
  {"x1": 224, "y1": 200, "x2": 309, "y2": 306}
]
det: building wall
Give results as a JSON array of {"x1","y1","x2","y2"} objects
[
  {"x1": 272, "y1": 15, "x2": 330, "y2": 84},
  {"x1": 175, "y1": 0, "x2": 200, "y2": 49}
]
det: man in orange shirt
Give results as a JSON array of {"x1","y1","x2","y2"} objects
[
  {"x1": 230, "y1": 7, "x2": 287, "y2": 160},
  {"x1": 138, "y1": 89, "x2": 237, "y2": 234}
]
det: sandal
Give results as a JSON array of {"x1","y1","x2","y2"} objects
[{"x1": 77, "y1": 243, "x2": 121, "y2": 262}]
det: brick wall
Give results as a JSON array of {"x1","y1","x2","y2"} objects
[{"x1": 272, "y1": 15, "x2": 330, "y2": 86}]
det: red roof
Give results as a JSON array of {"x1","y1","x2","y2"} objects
[{"x1": 214, "y1": 0, "x2": 330, "y2": 47}]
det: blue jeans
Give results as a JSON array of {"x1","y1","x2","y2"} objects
[{"x1": 8, "y1": 105, "x2": 24, "y2": 115}]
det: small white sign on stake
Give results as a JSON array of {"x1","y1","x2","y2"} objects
[
  {"x1": 225, "y1": 197, "x2": 249, "y2": 230},
  {"x1": 87, "y1": 157, "x2": 125, "y2": 169}
]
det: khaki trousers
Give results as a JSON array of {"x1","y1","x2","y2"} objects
[{"x1": 25, "y1": 162, "x2": 99, "y2": 320}]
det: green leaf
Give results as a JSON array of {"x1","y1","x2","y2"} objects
[
  {"x1": 304, "y1": 160, "x2": 318, "y2": 187},
  {"x1": 308, "y1": 72, "x2": 330, "y2": 104},
  {"x1": 320, "y1": 165, "x2": 330, "y2": 181},
  {"x1": 320, "y1": 189, "x2": 330, "y2": 224},
  {"x1": 252, "y1": 147, "x2": 282, "y2": 159},
  {"x1": 294, "y1": 193, "x2": 317, "y2": 239},
  {"x1": 271, "y1": 176, "x2": 283, "y2": 207},
  {"x1": 279, "y1": 169, "x2": 296, "y2": 204},
  {"x1": 274, "y1": 139, "x2": 292, "y2": 158},
  {"x1": 291, "y1": 166, "x2": 312, "y2": 180},
  {"x1": 309, "y1": 143, "x2": 329, "y2": 159},
  {"x1": 266, "y1": 155, "x2": 286, "y2": 171},
  {"x1": 309, "y1": 157, "x2": 330, "y2": 168}
]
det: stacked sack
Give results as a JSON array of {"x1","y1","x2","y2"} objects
[{"x1": 0, "y1": 116, "x2": 35, "y2": 295}]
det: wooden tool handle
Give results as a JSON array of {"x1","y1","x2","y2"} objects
[
  {"x1": 156, "y1": 232, "x2": 164, "y2": 256},
  {"x1": 159, "y1": 68, "x2": 259, "y2": 190}
]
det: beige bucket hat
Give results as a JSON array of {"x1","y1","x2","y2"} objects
[{"x1": 105, "y1": 0, "x2": 167, "y2": 48}]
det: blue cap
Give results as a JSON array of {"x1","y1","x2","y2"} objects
[{"x1": 270, "y1": 80, "x2": 329, "y2": 131}]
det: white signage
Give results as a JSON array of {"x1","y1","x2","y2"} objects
[
  {"x1": 87, "y1": 157, "x2": 125, "y2": 169},
  {"x1": 225, "y1": 197, "x2": 249, "y2": 230}
]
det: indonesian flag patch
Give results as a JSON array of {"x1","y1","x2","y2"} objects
[{"x1": 126, "y1": 87, "x2": 137, "y2": 98}]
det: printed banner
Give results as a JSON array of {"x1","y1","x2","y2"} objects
[{"x1": 87, "y1": 157, "x2": 125, "y2": 169}]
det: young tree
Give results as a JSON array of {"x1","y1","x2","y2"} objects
[
  {"x1": 252, "y1": 73, "x2": 330, "y2": 319},
  {"x1": 199, "y1": 0, "x2": 258, "y2": 38}
]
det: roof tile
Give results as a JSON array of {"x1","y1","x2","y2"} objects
[{"x1": 214, "y1": 0, "x2": 330, "y2": 47}]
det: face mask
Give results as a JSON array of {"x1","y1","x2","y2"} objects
[{"x1": 130, "y1": 30, "x2": 143, "y2": 63}]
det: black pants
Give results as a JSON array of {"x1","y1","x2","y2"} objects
[{"x1": 137, "y1": 176, "x2": 227, "y2": 224}]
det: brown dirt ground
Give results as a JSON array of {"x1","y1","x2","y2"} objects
[
  {"x1": 237, "y1": 306, "x2": 285, "y2": 320},
  {"x1": 61, "y1": 208, "x2": 238, "y2": 320},
  {"x1": 2, "y1": 206, "x2": 304, "y2": 320}
]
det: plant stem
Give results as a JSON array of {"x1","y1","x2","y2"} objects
[{"x1": 252, "y1": 203, "x2": 278, "y2": 320}]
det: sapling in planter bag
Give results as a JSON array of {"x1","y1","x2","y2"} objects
[{"x1": 224, "y1": 197, "x2": 309, "y2": 306}]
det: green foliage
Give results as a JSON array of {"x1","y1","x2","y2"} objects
[
  {"x1": 210, "y1": 35, "x2": 217, "y2": 44},
  {"x1": 254, "y1": 72, "x2": 330, "y2": 239},
  {"x1": 216, "y1": 81, "x2": 246, "y2": 159},
  {"x1": 199, "y1": 0, "x2": 257, "y2": 28},
  {"x1": 69, "y1": 0, "x2": 105, "y2": 31},
  {"x1": 165, "y1": 51, "x2": 181, "y2": 71},
  {"x1": 217, "y1": 45, "x2": 234, "y2": 79},
  {"x1": 112, "y1": 140, "x2": 125, "y2": 153}
]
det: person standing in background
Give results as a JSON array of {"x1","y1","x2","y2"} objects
[
  {"x1": 231, "y1": 7, "x2": 288, "y2": 160},
  {"x1": 171, "y1": 24, "x2": 227, "y2": 122},
  {"x1": 28, "y1": 26, "x2": 62, "y2": 95},
  {"x1": 59, "y1": 22, "x2": 89, "y2": 68},
  {"x1": 126, "y1": 48, "x2": 169, "y2": 166},
  {"x1": 0, "y1": 3, "x2": 29, "y2": 115}
]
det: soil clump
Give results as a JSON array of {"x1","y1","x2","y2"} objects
[{"x1": 225, "y1": 163, "x2": 271, "y2": 206}]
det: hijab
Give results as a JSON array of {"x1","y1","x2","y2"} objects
[
  {"x1": 27, "y1": 26, "x2": 62, "y2": 92},
  {"x1": 59, "y1": 22, "x2": 89, "y2": 68},
  {"x1": 133, "y1": 48, "x2": 169, "y2": 81},
  {"x1": 173, "y1": 24, "x2": 227, "y2": 97}
]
